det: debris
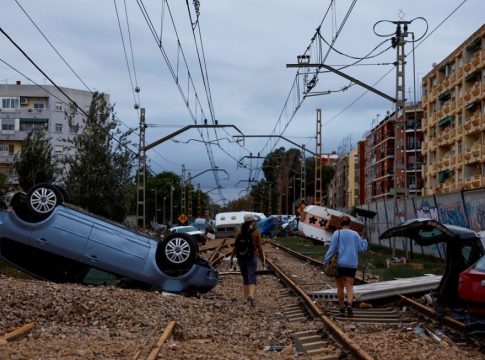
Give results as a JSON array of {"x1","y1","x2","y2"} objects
[
  {"x1": 358, "y1": 302, "x2": 373, "y2": 309},
  {"x1": 414, "y1": 326, "x2": 428, "y2": 338},
  {"x1": 386, "y1": 257, "x2": 407, "y2": 267},
  {"x1": 263, "y1": 344, "x2": 286, "y2": 352}
]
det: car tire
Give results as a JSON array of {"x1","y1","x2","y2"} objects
[
  {"x1": 26, "y1": 183, "x2": 63, "y2": 219},
  {"x1": 53, "y1": 185, "x2": 70, "y2": 204},
  {"x1": 156, "y1": 233, "x2": 197, "y2": 270}
]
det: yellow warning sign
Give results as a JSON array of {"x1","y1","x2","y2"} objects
[
  {"x1": 296, "y1": 202, "x2": 306, "y2": 215},
  {"x1": 178, "y1": 213, "x2": 188, "y2": 224}
]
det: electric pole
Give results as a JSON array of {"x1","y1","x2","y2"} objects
[
  {"x1": 300, "y1": 144, "x2": 306, "y2": 202},
  {"x1": 136, "y1": 108, "x2": 146, "y2": 228},
  {"x1": 314, "y1": 109, "x2": 323, "y2": 205},
  {"x1": 392, "y1": 21, "x2": 410, "y2": 199}
]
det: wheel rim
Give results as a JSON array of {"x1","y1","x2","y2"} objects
[
  {"x1": 165, "y1": 237, "x2": 191, "y2": 264},
  {"x1": 30, "y1": 187, "x2": 57, "y2": 214}
]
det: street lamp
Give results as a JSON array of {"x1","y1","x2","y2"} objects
[{"x1": 163, "y1": 197, "x2": 167, "y2": 224}]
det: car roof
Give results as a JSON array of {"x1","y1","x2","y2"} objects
[{"x1": 379, "y1": 218, "x2": 479, "y2": 245}]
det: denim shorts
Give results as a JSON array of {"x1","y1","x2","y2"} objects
[{"x1": 237, "y1": 255, "x2": 258, "y2": 285}]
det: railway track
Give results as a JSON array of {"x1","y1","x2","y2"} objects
[
  {"x1": 0, "y1": 237, "x2": 483, "y2": 359},
  {"x1": 262, "y1": 239, "x2": 484, "y2": 358}
]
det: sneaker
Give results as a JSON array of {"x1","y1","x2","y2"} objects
[
  {"x1": 345, "y1": 305, "x2": 353, "y2": 317},
  {"x1": 248, "y1": 297, "x2": 256, "y2": 307}
]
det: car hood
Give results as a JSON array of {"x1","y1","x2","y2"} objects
[{"x1": 379, "y1": 218, "x2": 479, "y2": 246}]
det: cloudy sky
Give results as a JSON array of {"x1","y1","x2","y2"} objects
[{"x1": 1, "y1": 0, "x2": 483, "y2": 203}]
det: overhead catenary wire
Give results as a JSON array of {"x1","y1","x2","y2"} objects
[
  {"x1": 136, "y1": 0, "x2": 229, "y2": 203},
  {"x1": 324, "y1": 0, "x2": 467, "y2": 126},
  {"x1": 113, "y1": 0, "x2": 139, "y2": 111}
]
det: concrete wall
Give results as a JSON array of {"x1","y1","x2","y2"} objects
[{"x1": 355, "y1": 188, "x2": 485, "y2": 258}]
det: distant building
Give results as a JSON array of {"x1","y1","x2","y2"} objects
[
  {"x1": 0, "y1": 82, "x2": 101, "y2": 186},
  {"x1": 328, "y1": 147, "x2": 359, "y2": 211},
  {"x1": 360, "y1": 104, "x2": 424, "y2": 203},
  {"x1": 421, "y1": 24, "x2": 485, "y2": 194}
]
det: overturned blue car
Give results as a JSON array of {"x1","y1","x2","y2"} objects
[{"x1": 0, "y1": 184, "x2": 219, "y2": 294}]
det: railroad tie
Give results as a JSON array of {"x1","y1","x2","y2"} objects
[
  {"x1": 293, "y1": 330, "x2": 339, "y2": 359},
  {"x1": 324, "y1": 307, "x2": 416, "y2": 326},
  {"x1": 283, "y1": 304, "x2": 309, "y2": 322}
]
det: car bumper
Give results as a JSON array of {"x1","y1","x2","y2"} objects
[{"x1": 153, "y1": 264, "x2": 219, "y2": 294}]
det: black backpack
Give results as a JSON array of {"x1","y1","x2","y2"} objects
[{"x1": 234, "y1": 229, "x2": 255, "y2": 258}]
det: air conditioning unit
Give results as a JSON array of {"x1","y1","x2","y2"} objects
[{"x1": 20, "y1": 97, "x2": 28, "y2": 105}]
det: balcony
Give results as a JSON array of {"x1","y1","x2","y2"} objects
[
  {"x1": 471, "y1": 112, "x2": 481, "y2": 126},
  {"x1": 0, "y1": 155, "x2": 15, "y2": 163},
  {"x1": 464, "y1": 174, "x2": 482, "y2": 189},
  {"x1": 471, "y1": 143, "x2": 481, "y2": 157}
]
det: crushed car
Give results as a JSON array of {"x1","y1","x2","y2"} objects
[
  {"x1": 0, "y1": 183, "x2": 219, "y2": 294},
  {"x1": 379, "y1": 218, "x2": 485, "y2": 314}
]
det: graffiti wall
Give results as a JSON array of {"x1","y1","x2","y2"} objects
[
  {"x1": 362, "y1": 188, "x2": 485, "y2": 258},
  {"x1": 435, "y1": 192, "x2": 468, "y2": 227},
  {"x1": 463, "y1": 189, "x2": 485, "y2": 232}
]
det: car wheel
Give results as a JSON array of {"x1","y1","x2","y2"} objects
[
  {"x1": 26, "y1": 183, "x2": 62, "y2": 219},
  {"x1": 156, "y1": 233, "x2": 197, "y2": 270},
  {"x1": 53, "y1": 185, "x2": 70, "y2": 204}
]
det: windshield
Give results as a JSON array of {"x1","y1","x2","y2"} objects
[{"x1": 174, "y1": 226, "x2": 198, "y2": 233}]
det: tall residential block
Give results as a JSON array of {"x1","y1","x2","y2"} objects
[
  {"x1": 421, "y1": 25, "x2": 485, "y2": 194},
  {"x1": 361, "y1": 105, "x2": 424, "y2": 203},
  {"x1": 0, "y1": 82, "x2": 100, "y2": 186}
]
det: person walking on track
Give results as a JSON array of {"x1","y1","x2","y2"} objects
[
  {"x1": 322, "y1": 215, "x2": 367, "y2": 316},
  {"x1": 230, "y1": 214, "x2": 266, "y2": 306}
]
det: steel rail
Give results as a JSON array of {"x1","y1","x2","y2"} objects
[
  {"x1": 266, "y1": 258, "x2": 374, "y2": 360},
  {"x1": 268, "y1": 239, "x2": 467, "y2": 331}
]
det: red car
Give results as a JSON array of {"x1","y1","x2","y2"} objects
[{"x1": 459, "y1": 254, "x2": 485, "y2": 316}]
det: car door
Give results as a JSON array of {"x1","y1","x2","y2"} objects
[
  {"x1": 30, "y1": 207, "x2": 93, "y2": 260},
  {"x1": 81, "y1": 222, "x2": 150, "y2": 279},
  {"x1": 378, "y1": 218, "x2": 457, "y2": 246}
]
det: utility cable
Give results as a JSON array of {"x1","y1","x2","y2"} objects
[
  {"x1": 0, "y1": 27, "x2": 139, "y2": 156},
  {"x1": 113, "y1": 0, "x2": 139, "y2": 110},
  {"x1": 13, "y1": 0, "x2": 91, "y2": 92}
]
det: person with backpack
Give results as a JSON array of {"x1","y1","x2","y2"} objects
[
  {"x1": 230, "y1": 213, "x2": 266, "y2": 306},
  {"x1": 322, "y1": 215, "x2": 367, "y2": 317}
]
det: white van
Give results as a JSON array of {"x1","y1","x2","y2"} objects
[{"x1": 214, "y1": 211, "x2": 266, "y2": 238}]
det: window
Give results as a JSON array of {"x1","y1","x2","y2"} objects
[
  {"x1": 33, "y1": 103, "x2": 44, "y2": 109},
  {"x1": 55, "y1": 123, "x2": 62, "y2": 133},
  {"x1": 55, "y1": 102, "x2": 63, "y2": 112},
  {"x1": 1, "y1": 118, "x2": 15, "y2": 131},
  {"x1": 0, "y1": 145, "x2": 9, "y2": 153},
  {"x1": 1, "y1": 97, "x2": 19, "y2": 109}
]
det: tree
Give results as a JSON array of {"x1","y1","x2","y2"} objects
[
  {"x1": 63, "y1": 92, "x2": 135, "y2": 222},
  {"x1": 13, "y1": 130, "x2": 55, "y2": 191}
]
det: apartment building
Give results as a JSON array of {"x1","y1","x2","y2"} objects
[
  {"x1": 0, "y1": 82, "x2": 97, "y2": 186},
  {"x1": 421, "y1": 25, "x2": 485, "y2": 195},
  {"x1": 361, "y1": 104, "x2": 424, "y2": 203},
  {"x1": 327, "y1": 147, "x2": 359, "y2": 210}
]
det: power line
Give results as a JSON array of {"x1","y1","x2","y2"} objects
[
  {"x1": 0, "y1": 26, "x2": 139, "y2": 156},
  {"x1": 13, "y1": 0, "x2": 91, "y2": 92},
  {"x1": 325, "y1": 0, "x2": 469, "y2": 125}
]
